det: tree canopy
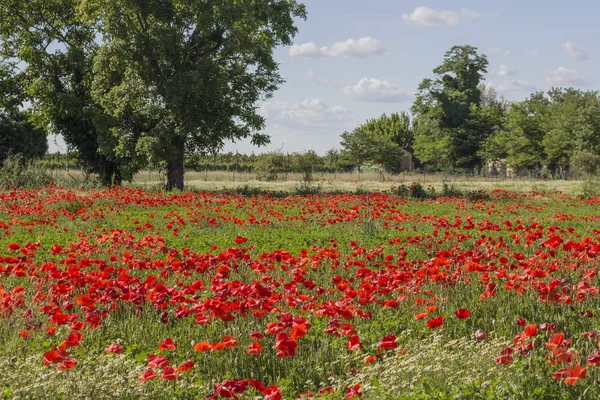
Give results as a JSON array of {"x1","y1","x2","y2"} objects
[
  {"x1": 0, "y1": 62, "x2": 47, "y2": 163},
  {"x1": 340, "y1": 112, "x2": 412, "y2": 174},
  {"x1": 0, "y1": 0, "x2": 306, "y2": 189},
  {"x1": 412, "y1": 45, "x2": 492, "y2": 172}
]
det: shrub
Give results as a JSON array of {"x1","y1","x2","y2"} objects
[{"x1": 0, "y1": 154, "x2": 53, "y2": 188}]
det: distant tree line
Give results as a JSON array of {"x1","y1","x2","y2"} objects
[{"x1": 340, "y1": 45, "x2": 600, "y2": 179}]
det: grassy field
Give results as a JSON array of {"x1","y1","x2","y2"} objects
[
  {"x1": 0, "y1": 187, "x2": 599, "y2": 399},
  {"x1": 50, "y1": 168, "x2": 597, "y2": 195}
]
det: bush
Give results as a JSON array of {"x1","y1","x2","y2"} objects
[
  {"x1": 579, "y1": 180, "x2": 600, "y2": 198},
  {"x1": 571, "y1": 151, "x2": 600, "y2": 177},
  {"x1": 0, "y1": 154, "x2": 53, "y2": 188},
  {"x1": 254, "y1": 151, "x2": 290, "y2": 181},
  {"x1": 409, "y1": 182, "x2": 429, "y2": 200},
  {"x1": 392, "y1": 184, "x2": 411, "y2": 198},
  {"x1": 294, "y1": 181, "x2": 322, "y2": 196},
  {"x1": 441, "y1": 183, "x2": 463, "y2": 198}
]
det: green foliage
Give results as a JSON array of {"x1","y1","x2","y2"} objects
[
  {"x1": 0, "y1": 0, "x2": 127, "y2": 185},
  {"x1": 0, "y1": 154, "x2": 53, "y2": 188},
  {"x1": 483, "y1": 88, "x2": 600, "y2": 177},
  {"x1": 579, "y1": 180, "x2": 600, "y2": 198},
  {"x1": 412, "y1": 45, "x2": 495, "y2": 172},
  {"x1": 362, "y1": 112, "x2": 413, "y2": 152},
  {"x1": 292, "y1": 150, "x2": 323, "y2": 182},
  {"x1": 0, "y1": 111, "x2": 48, "y2": 163},
  {"x1": 85, "y1": 0, "x2": 306, "y2": 190},
  {"x1": 340, "y1": 115, "x2": 410, "y2": 174},
  {"x1": 0, "y1": 0, "x2": 306, "y2": 190},
  {"x1": 481, "y1": 92, "x2": 549, "y2": 174},
  {"x1": 0, "y1": 62, "x2": 48, "y2": 163},
  {"x1": 254, "y1": 151, "x2": 291, "y2": 181}
]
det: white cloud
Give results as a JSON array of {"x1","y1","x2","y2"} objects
[
  {"x1": 401, "y1": 6, "x2": 480, "y2": 27},
  {"x1": 493, "y1": 80, "x2": 536, "y2": 93},
  {"x1": 289, "y1": 42, "x2": 321, "y2": 58},
  {"x1": 563, "y1": 41, "x2": 588, "y2": 61},
  {"x1": 545, "y1": 67, "x2": 591, "y2": 86},
  {"x1": 497, "y1": 64, "x2": 516, "y2": 77},
  {"x1": 289, "y1": 37, "x2": 386, "y2": 58},
  {"x1": 261, "y1": 99, "x2": 352, "y2": 126},
  {"x1": 343, "y1": 78, "x2": 413, "y2": 103},
  {"x1": 523, "y1": 48, "x2": 541, "y2": 56}
]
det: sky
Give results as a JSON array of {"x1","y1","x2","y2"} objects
[{"x1": 48, "y1": 0, "x2": 600, "y2": 155}]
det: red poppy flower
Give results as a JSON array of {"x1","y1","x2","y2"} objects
[
  {"x1": 364, "y1": 355, "x2": 376, "y2": 365},
  {"x1": 274, "y1": 332, "x2": 298, "y2": 358},
  {"x1": 426, "y1": 316, "x2": 445, "y2": 329},
  {"x1": 221, "y1": 336, "x2": 237, "y2": 349},
  {"x1": 378, "y1": 334, "x2": 398, "y2": 350},
  {"x1": 63, "y1": 332, "x2": 83, "y2": 348},
  {"x1": 347, "y1": 335, "x2": 362, "y2": 351},
  {"x1": 524, "y1": 324, "x2": 537, "y2": 337},
  {"x1": 105, "y1": 343, "x2": 124, "y2": 354},
  {"x1": 545, "y1": 333, "x2": 565, "y2": 352},
  {"x1": 553, "y1": 365, "x2": 586, "y2": 385},
  {"x1": 263, "y1": 386, "x2": 282, "y2": 400},
  {"x1": 340, "y1": 324, "x2": 357, "y2": 337},
  {"x1": 345, "y1": 384, "x2": 362, "y2": 399},
  {"x1": 161, "y1": 367, "x2": 179, "y2": 380},
  {"x1": 177, "y1": 359, "x2": 194, "y2": 373},
  {"x1": 234, "y1": 236, "x2": 248, "y2": 244},
  {"x1": 587, "y1": 351, "x2": 600, "y2": 365},
  {"x1": 139, "y1": 369, "x2": 157, "y2": 382},
  {"x1": 211, "y1": 342, "x2": 226, "y2": 351},
  {"x1": 19, "y1": 329, "x2": 29, "y2": 339},
  {"x1": 247, "y1": 341, "x2": 263, "y2": 355},
  {"x1": 454, "y1": 309, "x2": 471, "y2": 320},
  {"x1": 147, "y1": 354, "x2": 170, "y2": 369},
  {"x1": 249, "y1": 331, "x2": 264, "y2": 340},
  {"x1": 415, "y1": 312, "x2": 428, "y2": 320},
  {"x1": 194, "y1": 341, "x2": 211, "y2": 352},
  {"x1": 50, "y1": 244, "x2": 62, "y2": 255},
  {"x1": 58, "y1": 358, "x2": 77, "y2": 370},
  {"x1": 495, "y1": 355, "x2": 513, "y2": 364},
  {"x1": 158, "y1": 337, "x2": 177, "y2": 351},
  {"x1": 43, "y1": 347, "x2": 66, "y2": 366},
  {"x1": 516, "y1": 318, "x2": 526, "y2": 326},
  {"x1": 7, "y1": 243, "x2": 20, "y2": 252},
  {"x1": 290, "y1": 324, "x2": 308, "y2": 340}
]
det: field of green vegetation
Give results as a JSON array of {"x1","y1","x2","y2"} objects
[{"x1": 0, "y1": 186, "x2": 599, "y2": 399}]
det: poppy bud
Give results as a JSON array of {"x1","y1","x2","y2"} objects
[{"x1": 160, "y1": 311, "x2": 169, "y2": 324}]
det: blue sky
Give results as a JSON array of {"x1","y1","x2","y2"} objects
[{"x1": 48, "y1": 1, "x2": 599, "y2": 154}]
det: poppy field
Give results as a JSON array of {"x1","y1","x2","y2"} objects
[{"x1": 1, "y1": 186, "x2": 600, "y2": 399}]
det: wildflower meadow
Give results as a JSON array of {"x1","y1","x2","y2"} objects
[{"x1": 0, "y1": 186, "x2": 599, "y2": 399}]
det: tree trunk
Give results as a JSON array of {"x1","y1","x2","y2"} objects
[
  {"x1": 100, "y1": 160, "x2": 122, "y2": 186},
  {"x1": 166, "y1": 136, "x2": 185, "y2": 191}
]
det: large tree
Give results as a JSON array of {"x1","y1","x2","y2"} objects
[
  {"x1": 482, "y1": 92, "x2": 549, "y2": 174},
  {"x1": 361, "y1": 112, "x2": 413, "y2": 153},
  {"x1": 0, "y1": 62, "x2": 48, "y2": 163},
  {"x1": 543, "y1": 88, "x2": 600, "y2": 176},
  {"x1": 84, "y1": 0, "x2": 306, "y2": 190},
  {"x1": 412, "y1": 45, "x2": 489, "y2": 173},
  {"x1": 0, "y1": 0, "x2": 127, "y2": 185}
]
